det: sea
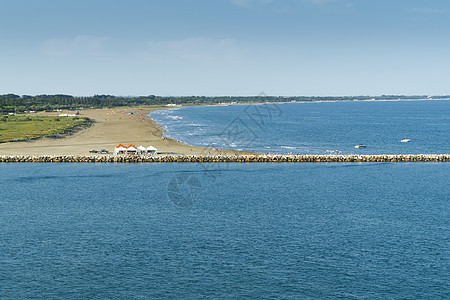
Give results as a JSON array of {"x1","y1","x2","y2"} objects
[
  {"x1": 150, "y1": 100, "x2": 450, "y2": 155},
  {"x1": 1, "y1": 100, "x2": 449, "y2": 299}
]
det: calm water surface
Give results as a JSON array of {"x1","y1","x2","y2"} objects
[
  {"x1": 1, "y1": 163, "x2": 448, "y2": 299},
  {"x1": 150, "y1": 100, "x2": 450, "y2": 154}
]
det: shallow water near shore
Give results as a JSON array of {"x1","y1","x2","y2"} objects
[
  {"x1": 1, "y1": 162, "x2": 448, "y2": 298},
  {"x1": 150, "y1": 100, "x2": 450, "y2": 154}
]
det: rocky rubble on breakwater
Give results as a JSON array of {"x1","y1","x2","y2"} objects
[{"x1": 0, "y1": 154, "x2": 449, "y2": 163}]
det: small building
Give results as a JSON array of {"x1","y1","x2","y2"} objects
[{"x1": 114, "y1": 144, "x2": 127, "y2": 155}]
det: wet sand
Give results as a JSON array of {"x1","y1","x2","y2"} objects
[{"x1": 0, "y1": 107, "x2": 248, "y2": 156}]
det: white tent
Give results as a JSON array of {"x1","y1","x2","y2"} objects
[
  {"x1": 126, "y1": 145, "x2": 137, "y2": 154},
  {"x1": 114, "y1": 147, "x2": 127, "y2": 155},
  {"x1": 147, "y1": 146, "x2": 157, "y2": 155},
  {"x1": 114, "y1": 144, "x2": 127, "y2": 155},
  {"x1": 115, "y1": 144, "x2": 157, "y2": 156},
  {"x1": 137, "y1": 146, "x2": 147, "y2": 154}
]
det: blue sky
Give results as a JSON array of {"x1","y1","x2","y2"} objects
[{"x1": 1, "y1": 0, "x2": 449, "y2": 96}]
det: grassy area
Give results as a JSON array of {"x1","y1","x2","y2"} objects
[{"x1": 0, "y1": 115, "x2": 91, "y2": 143}]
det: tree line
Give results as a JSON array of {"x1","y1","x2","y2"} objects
[{"x1": 0, "y1": 93, "x2": 444, "y2": 114}]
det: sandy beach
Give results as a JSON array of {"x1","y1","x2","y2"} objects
[
  {"x1": 1, "y1": 99, "x2": 447, "y2": 157},
  {"x1": 0, "y1": 106, "x2": 247, "y2": 156}
]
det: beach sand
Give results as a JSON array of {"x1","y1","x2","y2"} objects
[{"x1": 0, "y1": 107, "x2": 247, "y2": 156}]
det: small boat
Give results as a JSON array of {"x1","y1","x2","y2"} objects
[
  {"x1": 401, "y1": 139, "x2": 411, "y2": 143},
  {"x1": 354, "y1": 144, "x2": 367, "y2": 149}
]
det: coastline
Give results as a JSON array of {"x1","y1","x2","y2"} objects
[
  {"x1": 148, "y1": 98, "x2": 450, "y2": 154},
  {"x1": 0, "y1": 98, "x2": 447, "y2": 156},
  {"x1": 0, "y1": 106, "x2": 253, "y2": 156}
]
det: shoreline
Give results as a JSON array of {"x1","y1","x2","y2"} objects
[
  {"x1": 0, "y1": 106, "x2": 254, "y2": 156},
  {"x1": 196, "y1": 97, "x2": 450, "y2": 106},
  {"x1": 148, "y1": 98, "x2": 450, "y2": 154},
  {"x1": 0, "y1": 98, "x2": 447, "y2": 156}
]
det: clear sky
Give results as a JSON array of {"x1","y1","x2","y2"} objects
[{"x1": 1, "y1": 0, "x2": 449, "y2": 96}]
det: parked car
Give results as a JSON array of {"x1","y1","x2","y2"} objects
[
  {"x1": 89, "y1": 150, "x2": 98, "y2": 153},
  {"x1": 100, "y1": 149, "x2": 109, "y2": 154}
]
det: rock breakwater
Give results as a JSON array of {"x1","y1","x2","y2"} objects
[{"x1": 0, "y1": 154, "x2": 449, "y2": 163}]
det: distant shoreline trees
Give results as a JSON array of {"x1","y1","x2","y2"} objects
[{"x1": 0, "y1": 93, "x2": 446, "y2": 115}]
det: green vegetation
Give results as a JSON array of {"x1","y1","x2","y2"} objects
[
  {"x1": 1, "y1": 94, "x2": 446, "y2": 115},
  {"x1": 0, "y1": 115, "x2": 91, "y2": 143}
]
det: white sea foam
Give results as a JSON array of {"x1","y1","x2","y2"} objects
[{"x1": 167, "y1": 115, "x2": 183, "y2": 120}]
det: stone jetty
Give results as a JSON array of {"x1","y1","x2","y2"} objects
[{"x1": 0, "y1": 154, "x2": 449, "y2": 163}]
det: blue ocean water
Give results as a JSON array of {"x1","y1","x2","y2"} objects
[
  {"x1": 150, "y1": 100, "x2": 450, "y2": 154},
  {"x1": 0, "y1": 162, "x2": 449, "y2": 299}
]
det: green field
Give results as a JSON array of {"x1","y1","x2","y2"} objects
[{"x1": 0, "y1": 115, "x2": 91, "y2": 143}]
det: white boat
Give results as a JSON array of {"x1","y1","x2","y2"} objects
[
  {"x1": 401, "y1": 139, "x2": 411, "y2": 143},
  {"x1": 354, "y1": 144, "x2": 367, "y2": 149}
]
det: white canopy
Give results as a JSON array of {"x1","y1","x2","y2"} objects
[
  {"x1": 114, "y1": 146, "x2": 127, "y2": 155},
  {"x1": 115, "y1": 144, "x2": 157, "y2": 155}
]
